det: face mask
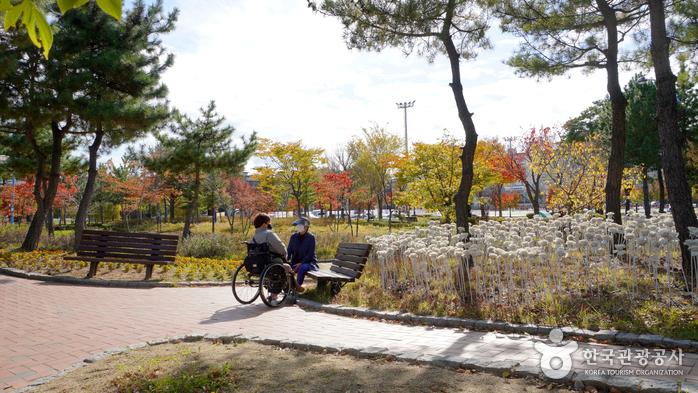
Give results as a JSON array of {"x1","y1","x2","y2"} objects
[
  {"x1": 296, "y1": 224, "x2": 306, "y2": 233},
  {"x1": 267, "y1": 224, "x2": 272, "y2": 230}
]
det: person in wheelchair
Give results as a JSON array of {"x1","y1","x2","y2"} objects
[
  {"x1": 286, "y1": 217, "x2": 318, "y2": 293},
  {"x1": 251, "y1": 213, "x2": 300, "y2": 304},
  {"x1": 252, "y1": 213, "x2": 287, "y2": 262}
]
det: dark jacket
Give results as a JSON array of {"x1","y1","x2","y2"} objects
[{"x1": 287, "y1": 232, "x2": 318, "y2": 266}]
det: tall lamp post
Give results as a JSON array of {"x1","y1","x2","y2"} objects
[
  {"x1": 0, "y1": 155, "x2": 14, "y2": 224},
  {"x1": 396, "y1": 100, "x2": 415, "y2": 154}
]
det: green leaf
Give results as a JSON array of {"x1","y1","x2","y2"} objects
[
  {"x1": 56, "y1": 0, "x2": 89, "y2": 14},
  {"x1": 0, "y1": 0, "x2": 12, "y2": 12},
  {"x1": 24, "y1": 4, "x2": 39, "y2": 48},
  {"x1": 95, "y1": 0, "x2": 121, "y2": 20},
  {"x1": 34, "y1": 8, "x2": 52, "y2": 58},
  {"x1": 3, "y1": 1, "x2": 25, "y2": 30}
]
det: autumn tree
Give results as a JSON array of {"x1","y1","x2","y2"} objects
[
  {"x1": 396, "y1": 135, "x2": 461, "y2": 222},
  {"x1": 314, "y1": 171, "x2": 353, "y2": 224},
  {"x1": 348, "y1": 126, "x2": 401, "y2": 220},
  {"x1": 537, "y1": 135, "x2": 608, "y2": 214},
  {"x1": 310, "y1": 0, "x2": 492, "y2": 233},
  {"x1": 255, "y1": 139, "x2": 324, "y2": 218},
  {"x1": 501, "y1": 128, "x2": 554, "y2": 214},
  {"x1": 226, "y1": 177, "x2": 275, "y2": 236},
  {"x1": 499, "y1": 0, "x2": 650, "y2": 224},
  {"x1": 145, "y1": 102, "x2": 256, "y2": 238}
]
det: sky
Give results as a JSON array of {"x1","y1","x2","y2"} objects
[{"x1": 117, "y1": 0, "x2": 641, "y2": 170}]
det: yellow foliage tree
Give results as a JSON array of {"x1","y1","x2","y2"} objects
[
  {"x1": 254, "y1": 139, "x2": 325, "y2": 217},
  {"x1": 396, "y1": 134, "x2": 461, "y2": 222},
  {"x1": 534, "y1": 134, "x2": 608, "y2": 214}
]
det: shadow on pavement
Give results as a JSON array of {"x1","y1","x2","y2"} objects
[{"x1": 200, "y1": 303, "x2": 276, "y2": 324}]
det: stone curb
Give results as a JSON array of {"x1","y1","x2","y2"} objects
[
  {"x1": 16, "y1": 333, "x2": 695, "y2": 393},
  {"x1": 296, "y1": 298, "x2": 698, "y2": 353},
  {"x1": 0, "y1": 267, "x2": 229, "y2": 288}
]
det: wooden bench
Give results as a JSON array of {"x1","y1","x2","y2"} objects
[
  {"x1": 65, "y1": 230, "x2": 179, "y2": 280},
  {"x1": 307, "y1": 242, "x2": 372, "y2": 295}
]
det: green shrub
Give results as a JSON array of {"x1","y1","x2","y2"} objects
[
  {"x1": 111, "y1": 362, "x2": 233, "y2": 393},
  {"x1": 179, "y1": 233, "x2": 234, "y2": 259}
]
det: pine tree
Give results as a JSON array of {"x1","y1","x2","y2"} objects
[
  {"x1": 69, "y1": 1, "x2": 177, "y2": 247},
  {"x1": 145, "y1": 102, "x2": 257, "y2": 238}
]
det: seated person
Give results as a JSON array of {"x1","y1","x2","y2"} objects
[
  {"x1": 251, "y1": 214, "x2": 300, "y2": 304},
  {"x1": 286, "y1": 217, "x2": 318, "y2": 292},
  {"x1": 252, "y1": 213, "x2": 286, "y2": 263}
]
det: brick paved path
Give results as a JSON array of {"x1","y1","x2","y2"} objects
[{"x1": 1, "y1": 275, "x2": 697, "y2": 392}]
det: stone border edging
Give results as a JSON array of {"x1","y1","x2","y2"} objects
[
  {"x1": 17, "y1": 332, "x2": 695, "y2": 393},
  {"x1": 296, "y1": 298, "x2": 698, "y2": 353},
  {"x1": 0, "y1": 267, "x2": 229, "y2": 288}
]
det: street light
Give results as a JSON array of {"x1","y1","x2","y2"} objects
[
  {"x1": 0, "y1": 155, "x2": 15, "y2": 225},
  {"x1": 396, "y1": 100, "x2": 415, "y2": 154}
]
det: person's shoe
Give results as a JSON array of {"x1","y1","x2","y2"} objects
[{"x1": 296, "y1": 286, "x2": 305, "y2": 293}]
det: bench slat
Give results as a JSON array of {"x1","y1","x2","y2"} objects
[
  {"x1": 77, "y1": 242, "x2": 178, "y2": 253},
  {"x1": 338, "y1": 243, "x2": 372, "y2": 251},
  {"x1": 334, "y1": 253, "x2": 367, "y2": 264},
  {"x1": 76, "y1": 245, "x2": 177, "y2": 256},
  {"x1": 332, "y1": 260, "x2": 364, "y2": 271},
  {"x1": 82, "y1": 230, "x2": 179, "y2": 241},
  {"x1": 307, "y1": 270, "x2": 354, "y2": 281},
  {"x1": 81, "y1": 234, "x2": 179, "y2": 246},
  {"x1": 76, "y1": 252, "x2": 174, "y2": 261},
  {"x1": 330, "y1": 265, "x2": 359, "y2": 278},
  {"x1": 336, "y1": 247, "x2": 371, "y2": 257},
  {"x1": 65, "y1": 256, "x2": 173, "y2": 265}
]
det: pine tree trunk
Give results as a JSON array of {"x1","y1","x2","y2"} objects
[
  {"x1": 649, "y1": 0, "x2": 698, "y2": 290},
  {"x1": 74, "y1": 129, "x2": 103, "y2": 250},
  {"x1": 169, "y1": 193, "x2": 176, "y2": 222},
  {"x1": 658, "y1": 168, "x2": 666, "y2": 213},
  {"x1": 46, "y1": 206, "x2": 54, "y2": 238},
  {"x1": 443, "y1": 32, "x2": 478, "y2": 234},
  {"x1": 22, "y1": 122, "x2": 65, "y2": 251},
  {"x1": 597, "y1": 0, "x2": 626, "y2": 225},
  {"x1": 642, "y1": 168, "x2": 651, "y2": 218},
  {"x1": 183, "y1": 170, "x2": 201, "y2": 238}
]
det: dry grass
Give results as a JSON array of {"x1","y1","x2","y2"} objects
[{"x1": 34, "y1": 341, "x2": 573, "y2": 393}]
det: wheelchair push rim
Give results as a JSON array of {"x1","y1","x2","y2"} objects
[
  {"x1": 259, "y1": 263, "x2": 292, "y2": 307},
  {"x1": 231, "y1": 263, "x2": 260, "y2": 304}
]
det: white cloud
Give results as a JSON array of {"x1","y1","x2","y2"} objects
[{"x1": 108, "y1": 0, "x2": 641, "y2": 168}]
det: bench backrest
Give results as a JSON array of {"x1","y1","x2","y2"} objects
[
  {"x1": 329, "y1": 242, "x2": 373, "y2": 279},
  {"x1": 77, "y1": 230, "x2": 179, "y2": 263}
]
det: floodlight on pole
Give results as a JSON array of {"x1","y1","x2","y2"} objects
[{"x1": 396, "y1": 100, "x2": 415, "y2": 154}]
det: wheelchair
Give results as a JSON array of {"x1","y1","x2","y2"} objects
[{"x1": 231, "y1": 241, "x2": 293, "y2": 307}]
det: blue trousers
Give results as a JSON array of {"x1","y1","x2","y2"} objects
[{"x1": 292, "y1": 263, "x2": 317, "y2": 286}]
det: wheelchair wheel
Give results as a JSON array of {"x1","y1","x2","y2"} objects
[
  {"x1": 232, "y1": 264, "x2": 260, "y2": 304},
  {"x1": 259, "y1": 263, "x2": 292, "y2": 307}
]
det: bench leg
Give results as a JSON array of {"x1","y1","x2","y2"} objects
[
  {"x1": 144, "y1": 265, "x2": 154, "y2": 281},
  {"x1": 316, "y1": 279, "x2": 328, "y2": 291},
  {"x1": 85, "y1": 262, "x2": 99, "y2": 279}
]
